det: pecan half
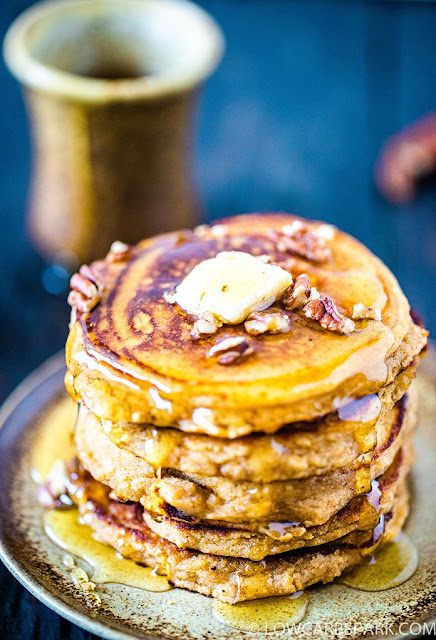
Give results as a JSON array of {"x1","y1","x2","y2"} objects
[
  {"x1": 272, "y1": 220, "x2": 333, "y2": 263},
  {"x1": 106, "y1": 240, "x2": 135, "y2": 263},
  {"x1": 303, "y1": 296, "x2": 356, "y2": 334},
  {"x1": 207, "y1": 335, "x2": 254, "y2": 365},
  {"x1": 191, "y1": 312, "x2": 221, "y2": 340},
  {"x1": 68, "y1": 264, "x2": 103, "y2": 314},
  {"x1": 352, "y1": 303, "x2": 382, "y2": 321},
  {"x1": 244, "y1": 310, "x2": 291, "y2": 335}
]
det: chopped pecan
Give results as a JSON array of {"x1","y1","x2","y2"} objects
[
  {"x1": 191, "y1": 312, "x2": 221, "y2": 340},
  {"x1": 207, "y1": 335, "x2": 254, "y2": 365},
  {"x1": 272, "y1": 220, "x2": 333, "y2": 263},
  {"x1": 352, "y1": 303, "x2": 382, "y2": 321},
  {"x1": 244, "y1": 310, "x2": 291, "y2": 335},
  {"x1": 194, "y1": 223, "x2": 227, "y2": 239},
  {"x1": 283, "y1": 273, "x2": 321, "y2": 311},
  {"x1": 37, "y1": 460, "x2": 74, "y2": 510},
  {"x1": 193, "y1": 223, "x2": 209, "y2": 236},
  {"x1": 283, "y1": 273, "x2": 311, "y2": 309},
  {"x1": 304, "y1": 296, "x2": 356, "y2": 334},
  {"x1": 106, "y1": 240, "x2": 135, "y2": 263},
  {"x1": 316, "y1": 223, "x2": 336, "y2": 241},
  {"x1": 163, "y1": 290, "x2": 177, "y2": 305},
  {"x1": 209, "y1": 224, "x2": 227, "y2": 238},
  {"x1": 375, "y1": 113, "x2": 436, "y2": 203},
  {"x1": 68, "y1": 264, "x2": 103, "y2": 314}
]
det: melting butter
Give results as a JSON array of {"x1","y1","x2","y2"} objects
[
  {"x1": 171, "y1": 251, "x2": 294, "y2": 325},
  {"x1": 31, "y1": 396, "x2": 77, "y2": 483},
  {"x1": 44, "y1": 508, "x2": 171, "y2": 592},
  {"x1": 339, "y1": 532, "x2": 418, "y2": 591},
  {"x1": 213, "y1": 591, "x2": 308, "y2": 632}
]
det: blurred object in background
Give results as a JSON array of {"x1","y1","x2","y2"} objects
[
  {"x1": 3, "y1": 0, "x2": 223, "y2": 264},
  {"x1": 376, "y1": 113, "x2": 436, "y2": 203}
]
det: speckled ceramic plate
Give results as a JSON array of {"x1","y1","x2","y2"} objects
[{"x1": 0, "y1": 350, "x2": 435, "y2": 640}]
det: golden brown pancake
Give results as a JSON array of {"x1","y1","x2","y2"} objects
[
  {"x1": 65, "y1": 213, "x2": 428, "y2": 436},
  {"x1": 98, "y1": 363, "x2": 416, "y2": 483},
  {"x1": 67, "y1": 464, "x2": 409, "y2": 603},
  {"x1": 74, "y1": 389, "x2": 417, "y2": 526},
  {"x1": 142, "y1": 444, "x2": 413, "y2": 560},
  {"x1": 59, "y1": 212, "x2": 426, "y2": 604}
]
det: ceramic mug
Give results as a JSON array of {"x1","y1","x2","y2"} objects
[{"x1": 4, "y1": 0, "x2": 224, "y2": 263}]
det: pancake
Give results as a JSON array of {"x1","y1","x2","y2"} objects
[
  {"x1": 60, "y1": 211, "x2": 426, "y2": 604},
  {"x1": 74, "y1": 389, "x2": 417, "y2": 526},
  {"x1": 65, "y1": 213, "x2": 428, "y2": 437},
  {"x1": 142, "y1": 444, "x2": 413, "y2": 560},
  {"x1": 100, "y1": 363, "x2": 417, "y2": 482},
  {"x1": 67, "y1": 464, "x2": 409, "y2": 604}
]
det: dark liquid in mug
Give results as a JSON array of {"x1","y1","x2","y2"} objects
[{"x1": 77, "y1": 64, "x2": 149, "y2": 79}]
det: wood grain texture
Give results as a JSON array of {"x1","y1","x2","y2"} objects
[{"x1": 0, "y1": 1, "x2": 435, "y2": 637}]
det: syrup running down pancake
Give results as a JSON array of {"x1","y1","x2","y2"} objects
[
  {"x1": 74, "y1": 390, "x2": 417, "y2": 525},
  {"x1": 66, "y1": 213, "x2": 427, "y2": 436},
  {"x1": 44, "y1": 211, "x2": 428, "y2": 606},
  {"x1": 62, "y1": 459, "x2": 411, "y2": 603}
]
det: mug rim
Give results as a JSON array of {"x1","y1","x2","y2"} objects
[{"x1": 3, "y1": 0, "x2": 225, "y2": 102}]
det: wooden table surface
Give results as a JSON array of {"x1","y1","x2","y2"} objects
[{"x1": 0, "y1": 1, "x2": 435, "y2": 638}]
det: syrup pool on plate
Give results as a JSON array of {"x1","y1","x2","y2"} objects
[
  {"x1": 33, "y1": 396, "x2": 171, "y2": 593},
  {"x1": 44, "y1": 507, "x2": 171, "y2": 592},
  {"x1": 339, "y1": 532, "x2": 418, "y2": 591},
  {"x1": 30, "y1": 396, "x2": 77, "y2": 483},
  {"x1": 212, "y1": 591, "x2": 308, "y2": 632}
]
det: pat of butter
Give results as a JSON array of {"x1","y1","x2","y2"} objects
[{"x1": 173, "y1": 251, "x2": 293, "y2": 324}]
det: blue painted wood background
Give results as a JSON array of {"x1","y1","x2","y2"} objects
[{"x1": 0, "y1": 1, "x2": 435, "y2": 637}]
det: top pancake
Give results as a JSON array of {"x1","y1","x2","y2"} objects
[{"x1": 66, "y1": 213, "x2": 427, "y2": 435}]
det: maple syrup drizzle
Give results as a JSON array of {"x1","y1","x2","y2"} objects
[
  {"x1": 261, "y1": 521, "x2": 306, "y2": 540},
  {"x1": 338, "y1": 394, "x2": 381, "y2": 456}
]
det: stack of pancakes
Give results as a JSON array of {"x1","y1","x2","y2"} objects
[{"x1": 64, "y1": 213, "x2": 427, "y2": 603}]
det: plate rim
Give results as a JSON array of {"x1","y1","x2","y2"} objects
[
  {"x1": 0, "y1": 351, "x2": 154, "y2": 640},
  {"x1": 1, "y1": 349, "x2": 436, "y2": 640}
]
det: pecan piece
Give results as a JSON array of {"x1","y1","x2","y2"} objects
[
  {"x1": 375, "y1": 113, "x2": 436, "y2": 203},
  {"x1": 37, "y1": 460, "x2": 73, "y2": 510},
  {"x1": 352, "y1": 303, "x2": 382, "y2": 321},
  {"x1": 283, "y1": 273, "x2": 321, "y2": 310},
  {"x1": 207, "y1": 335, "x2": 254, "y2": 365},
  {"x1": 316, "y1": 223, "x2": 336, "y2": 241},
  {"x1": 191, "y1": 312, "x2": 221, "y2": 340},
  {"x1": 163, "y1": 290, "x2": 177, "y2": 305},
  {"x1": 68, "y1": 264, "x2": 103, "y2": 314},
  {"x1": 106, "y1": 240, "x2": 135, "y2": 263},
  {"x1": 283, "y1": 273, "x2": 311, "y2": 309},
  {"x1": 193, "y1": 223, "x2": 227, "y2": 239},
  {"x1": 272, "y1": 220, "x2": 333, "y2": 263},
  {"x1": 244, "y1": 310, "x2": 291, "y2": 335},
  {"x1": 304, "y1": 296, "x2": 355, "y2": 334}
]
